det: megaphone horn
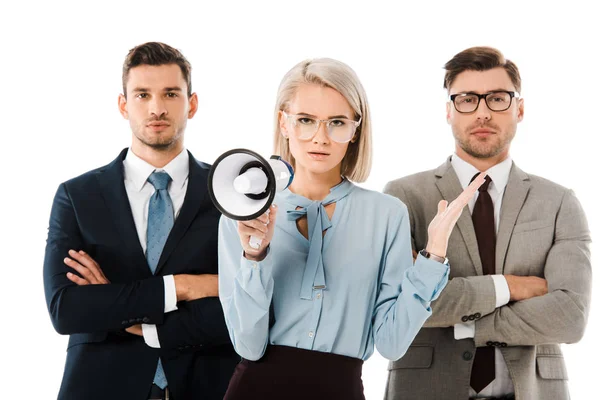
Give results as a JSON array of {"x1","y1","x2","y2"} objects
[{"x1": 207, "y1": 148, "x2": 294, "y2": 249}]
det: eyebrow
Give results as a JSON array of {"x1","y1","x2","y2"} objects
[
  {"x1": 454, "y1": 89, "x2": 513, "y2": 95},
  {"x1": 295, "y1": 112, "x2": 351, "y2": 119},
  {"x1": 131, "y1": 87, "x2": 183, "y2": 93}
]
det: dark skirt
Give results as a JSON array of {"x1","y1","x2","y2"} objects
[{"x1": 224, "y1": 345, "x2": 365, "y2": 400}]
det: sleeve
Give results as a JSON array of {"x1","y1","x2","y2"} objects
[
  {"x1": 154, "y1": 297, "x2": 234, "y2": 351},
  {"x1": 142, "y1": 324, "x2": 161, "y2": 348},
  {"x1": 383, "y1": 180, "x2": 498, "y2": 328},
  {"x1": 218, "y1": 215, "x2": 275, "y2": 361},
  {"x1": 163, "y1": 275, "x2": 178, "y2": 313},
  {"x1": 373, "y1": 202, "x2": 450, "y2": 361},
  {"x1": 474, "y1": 190, "x2": 592, "y2": 346},
  {"x1": 142, "y1": 275, "x2": 177, "y2": 349},
  {"x1": 491, "y1": 274, "x2": 510, "y2": 308},
  {"x1": 453, "y1": 275, "x2": 509, "y2": 339},
  {"x1": 43, "y1": 183, "x2": 166, "y2": 335}
]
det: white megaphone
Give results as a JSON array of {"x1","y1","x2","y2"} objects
[{"x1": 208, "y1": 149, "x2": 294, "y2": 249}]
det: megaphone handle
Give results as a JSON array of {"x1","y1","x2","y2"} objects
[
  {"x1": 248, "y1": 208, "x2": 271, "y2": 249},
  {"x1": 249, "y1": 235, "x2": 262, "y2": 249}
]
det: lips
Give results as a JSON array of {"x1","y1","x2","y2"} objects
[
  {"x1": 471, "y1": 128, "x2": 494, "y2": 134},
  {"x1": 470, "y1": 128, "x2": 496, "y2": 138},
  {"x1": 307, "y1": 151, "x2": 330, "y2": 160}
]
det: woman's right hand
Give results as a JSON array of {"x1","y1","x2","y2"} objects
[{"x1": 237, "y1": 204, "x2": 278, "y2": 261}]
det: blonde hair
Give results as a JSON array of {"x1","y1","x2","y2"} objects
[{"x1": 273, "y1": 58, "x2": 372, "y2": 182}]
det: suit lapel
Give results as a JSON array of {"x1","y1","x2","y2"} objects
[
  {"x1": 155, "y1": 151, "x2": 211, "y2": 274},
  {"x1": 496, "y1": 163, "x2": 530, "y2": 273},
  {"x1": 96, "y1": 148, "x2": 149, "y2": 272},
  {"x1": 435, "y1": 158, "x2": 483, "y2": 275}
]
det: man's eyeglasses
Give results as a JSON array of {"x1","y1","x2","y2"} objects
[
  {"x1": 282, "y1": 111, "x2": 361, "y2": 144},
  {"x1": 450, "y1": 91, "x2": 519, "y2": 113}
]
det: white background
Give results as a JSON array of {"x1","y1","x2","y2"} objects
[{"x1": 1, "y1": 1, "x2": 597, "y2": 398}]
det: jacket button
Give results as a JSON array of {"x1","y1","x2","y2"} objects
[
  {"x1": 461, "y1": 316, "x2": 469, "y2": 322},
  {"x1": 121, "y1": 320, "x2": 128, "y2": 325},
  {"x1": 462, "y1": 351, "x2": 473, "y2": 361},
  {"x1": 500, "y1": 342, "x2": 507, "y2": 347},
  {"x1": 486, "y1": 341, "x2": 493, "y2": 346},
  {"x1": 142, "y1": 317, "x2": 150, "y2": 323},
  {"x1": 468, "y1": 315, "x2": 476, "y2": 321},
  {"x1": 474, "y1": 313, "x2": 481, "y2": 319}
]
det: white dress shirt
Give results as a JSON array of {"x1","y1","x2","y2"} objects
[
  {"x1": 123, "y1": 148, "x2": 189, "y2": 348},
  {"x1": 451, "y1": 153, "x2": 515, "y2": 397}
]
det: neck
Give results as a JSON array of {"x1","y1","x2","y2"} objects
[
  {"x1": 289, "y1": 166, "x2": 343, "y2": 201},
  {"x1": 455, "y1": 146, "x2": 509, "y2": 172},
  {"x1": 131, "y1": 141, "x2": 184, "y2": 168}
]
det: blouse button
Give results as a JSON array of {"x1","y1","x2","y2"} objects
[{"x1": 308, "y1": 331, "x2": 314, "y2": 338}]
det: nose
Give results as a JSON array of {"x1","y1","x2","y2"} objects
[
  {"x1": 312, "y1": 120, "x2": 330, "y2": 144},
  {"x1": 149, "y1": 96, "x2": 168, "y2": 118},
  {"x1": 475, "y1": 98, "x2": 491, "y2": 121}
]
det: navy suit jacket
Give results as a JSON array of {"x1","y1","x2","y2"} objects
[{"x1": 43, "y1": 148, "x2": 239, "y2": 400}]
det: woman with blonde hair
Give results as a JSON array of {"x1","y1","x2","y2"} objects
[{"x1": 218, "y1": 58, "x2": 484, "y2": 399}]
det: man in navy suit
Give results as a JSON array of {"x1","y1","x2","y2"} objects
[{"x1": 43, "y1": 42, "x2": 239, "y2": 400}]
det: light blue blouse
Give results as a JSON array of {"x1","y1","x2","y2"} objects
[{"x1": 218, "y1": 179, "x2": 449, "y2": 362}]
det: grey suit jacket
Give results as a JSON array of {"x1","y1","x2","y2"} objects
[{"x1": 383, "y1": 158, "x2": 591, "y2": 400}]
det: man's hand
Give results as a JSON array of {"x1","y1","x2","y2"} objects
[
  {"x1": 174, "y1": 274, "x2": 218, "y2": 302},
  {"x1": 504, "y1": 275, "x2": 548, "y2": 301},
  {"x1": 64, "y1": 250, "x2": 110, "y2": 285},
  {"x1": 125, "y1": 324, "x2": 143, "y2": 336}
]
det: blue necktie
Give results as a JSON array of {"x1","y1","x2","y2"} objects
[{"x1": 146, "y1": 171, "x2": 174, "y2": 389}]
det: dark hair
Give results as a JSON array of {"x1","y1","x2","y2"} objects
[
  {"x1": 122, "y1": 42, "x2": 192, "y2": 97},
  {"x1": 443, "y1": 46, "x2": 521, "y2": 93}
]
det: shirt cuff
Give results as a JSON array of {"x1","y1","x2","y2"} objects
[
  {"x1": 241, "y1": 246, "x2": 272, "y2": 272},
  {"x1": 492, "y1": 274, "x2": 510, "y2": 308},
  {"x1": 454, "y1": 321, "x2": 475, "y2": 339},
  {"x1": 142, "y1": 324, "x2": 161, "y2": 348},
  {"x1": 163, "y1": 275, "x2": 178, "y2": 313},
  {"x1": 410, "y1": 254, "x2": 451, "y2": 302}
]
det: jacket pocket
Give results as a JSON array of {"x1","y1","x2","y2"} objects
[
  {"x1": 67, "y1": 332, "x2": 107, "y2": 350},
  {"x1": 512, "y1": 219, "x2": 554, "y2": 234},
  {"x1": 388, "y1": 345, "x2": 434, "y2": 369},
  {"x1": 536, "y1": 355, "x2": 568, "y2": 380}
]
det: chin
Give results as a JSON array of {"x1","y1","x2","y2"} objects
[{"x1": 306, "y1": 162, "x2": 341, "y2": 176}]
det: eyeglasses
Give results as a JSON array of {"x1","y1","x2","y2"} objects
[
  {"x1": 282, "y1": 111, "x2": 361, "y2": 144},
  {"x1": 450, "y1": 91, "x2": 519, "y2": 113}
]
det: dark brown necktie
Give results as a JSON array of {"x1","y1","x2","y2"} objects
[{"x1": 470, "y1": 173, "x2": 495, "y2": 393}]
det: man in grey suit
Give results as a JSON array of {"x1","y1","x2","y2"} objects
[{"x1": 383, "y1": 46, "x2": 591, "y2": 400}]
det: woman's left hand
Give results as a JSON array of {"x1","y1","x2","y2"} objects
[{"x1": 425, "y1": 173, "x2": 487, "y2": 258}]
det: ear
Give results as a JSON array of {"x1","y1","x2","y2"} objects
[
  {"x1": 445, "y1": 101, "x2": 451, "y2": 124},
  {"x1": 516, "y1": 98, "x2": 524, "y2": 123},
  {"x1": 118, "y1": 94, "x2": 128, "y2": 119},
  {"x1": 188, "y1": 92, "x2": 199, "y2": 119},
  {"x1": 279, "y1": 110, "x2": 289, "y2": 138}
]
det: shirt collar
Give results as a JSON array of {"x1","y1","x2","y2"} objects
[
  {"x1": 450, "y1": 153, "x2": 512, "y2": 193},
  {"x1": 123, "y1": 148, "x2": 189, "y2": 192}
]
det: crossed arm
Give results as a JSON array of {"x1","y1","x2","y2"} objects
[
  {"x1": 43, "y1": 183, "x2": 231, "y2": 350},
  {"x1": 386, "y1": 184, "x2": 591, "y2": 346}
]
